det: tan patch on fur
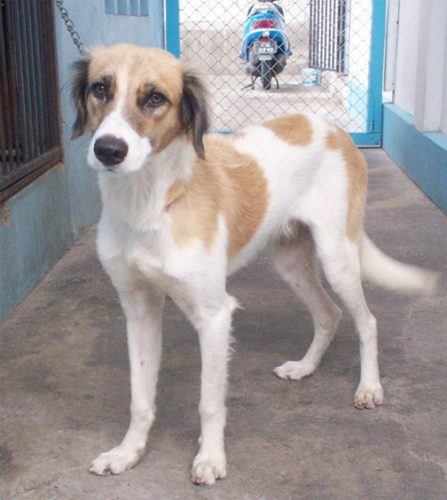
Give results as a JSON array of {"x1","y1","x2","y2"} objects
[
  {"x1": 166, "y1": 161, "x2": 220, "y2": 250},
  {"x1": 231, "y1": 131, "x2": 245, "y2": 140},
  {"x1": 327, "y1": 127, "x2": 368, "y2": 241},
  {"x1": 263, "y1": 114, "x2": 313, "y2": 146},
  {"x1": 165, "y1": 182, "x2": 186, "y2": 209},
  {"x1": 125, "y1": 63, "x2": 184, "y2": 152},
  {"x1": 166, "y1": 136, "x2": 270, "y2": 256},
  {"x1": 85, "y1": 76, "x2": 116, "y2": 131}
]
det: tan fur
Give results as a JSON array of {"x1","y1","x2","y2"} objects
[
  {"x1": 166, "y1": 136, "x2": 270, "y2": 256},
  {"x1": 85, "y1": 76, "x2": 116, "y2": 131},
  {"x1": 87, "y1": 45, "x2": 185, "y2": 150},
  {"x1": 166, "y1": 160, "x2": 221, "y2": 251},
  {"x1": 263, "y1": 114, "x2": 313, "y2": 146},
  {"x1": 327, "y1": 127, "x2": 368, "y2": 241},
  {"x1": 231, "y1": 131, "x2": 245, "y2": 140}
]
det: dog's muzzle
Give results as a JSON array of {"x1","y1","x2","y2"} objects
[{"x1": 94, "y1": 135, "x2": 129, "y2": 167}]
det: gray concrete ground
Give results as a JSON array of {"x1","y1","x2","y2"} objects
[
  {"x1": 207, "y1": 75, "x2": 362, "y2": 133},
  {"x1": 1, "y1": 150, "x2": 446, "y2": 499}
]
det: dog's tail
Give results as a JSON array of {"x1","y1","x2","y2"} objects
[{"x1": 359, "y1": 233, "x2": 439, "y2": 294}]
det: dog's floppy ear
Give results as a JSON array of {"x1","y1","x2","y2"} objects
[
  {"x1": 71, "y1": 57, "x2": 90, "y2": 139},
  {"x1": 180, "y1": 69, "x2": 210, "y2": 159}
]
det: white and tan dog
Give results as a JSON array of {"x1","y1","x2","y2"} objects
[{"x1": 72, "y1": 44, "x2": 437, "y2": 485}]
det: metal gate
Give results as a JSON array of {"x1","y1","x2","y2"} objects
[{"x1": 165, "y1": 0, "x2": 385, "y2": 146}]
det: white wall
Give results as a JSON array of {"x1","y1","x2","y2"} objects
[
  {"x1": 387, "y1": 0, "x2": 447, "y2": 134},
  {"x1": 392, "y1": 0, "x2": 420, "y2": 115},
  {"x1": 180, "y1": 0, "x2": 308, "y2": 28},
  {"x1": 350, "y1": 0, "x2": 372, "y2": 87}
]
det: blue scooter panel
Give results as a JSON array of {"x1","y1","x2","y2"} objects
[{"x1": 241, "y1": 12, "x2": 290, "y2": 60}]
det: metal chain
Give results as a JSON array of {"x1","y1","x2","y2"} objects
[{"x1": 53, "y1": 0, "x2": 85, "y2": 54}]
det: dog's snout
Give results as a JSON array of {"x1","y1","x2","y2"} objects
[{"x1": 94, "y1": 135, "x2": 129, "y2": 167}]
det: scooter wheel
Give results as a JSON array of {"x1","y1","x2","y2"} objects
[{"x1": 260, "y1": 61, "x2": 272, "y2": 90}]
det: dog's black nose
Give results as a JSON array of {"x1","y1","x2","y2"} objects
[{"x1": 94, "y1": 135, "x2": 128, "y2": 166}]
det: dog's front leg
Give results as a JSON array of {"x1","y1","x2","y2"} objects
[
  {"x1": 90, "y1": 285, "x2": 165, "y2": 475},
  {"x1": 189, "y1": 294, "x2": 237, "y2": 485}
]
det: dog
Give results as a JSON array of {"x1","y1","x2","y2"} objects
[{"x1": 71, "y1": 44, "x2": 437, "y2": 485}]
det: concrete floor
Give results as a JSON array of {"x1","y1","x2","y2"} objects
[
  {"x1": 1, "y1": 150, "x2": 446, "y2": 499},
  {"x1": 208, "y1": 75, "x2": 364, "y2": 133}
]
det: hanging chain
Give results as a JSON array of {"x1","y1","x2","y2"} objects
[{"x1": 54, "y1": 0, "x2": 85, "y2": 55}]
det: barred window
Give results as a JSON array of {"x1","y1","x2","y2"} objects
[
  {"x1": 309, "y1": 0, "x2": 349, "y2": 74},
  {"x1": 105, "y1": 0, "x2": 149, "y2": 16},
  {"x1": 0, "y1": 0, "x2": 61, "y2": 203}
]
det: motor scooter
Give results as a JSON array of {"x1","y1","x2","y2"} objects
[{"x1": 240, "y1": 0, "x2": 291, "y2": 90}]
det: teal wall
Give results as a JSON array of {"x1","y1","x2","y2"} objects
[
  {"x1": 383, "y1": 104, "x2": 447, "y2": 214},
  {"x1": 0, "y1": 166, "x2": 73, "y2": 319},
  {"x1": 0, "y1": 0, "x2": 163, "y2": 321}
]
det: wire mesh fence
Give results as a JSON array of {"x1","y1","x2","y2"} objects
[{"x1": 179, "y1": 0, "x2": 373, "y2": 133}]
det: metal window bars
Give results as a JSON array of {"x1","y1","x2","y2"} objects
[
  {"x1": 0, "y1": 0, "x2": 61, "y2": 202},
  {"x1": 309, "y1": 0, "x2": 349, "y2": 74}
]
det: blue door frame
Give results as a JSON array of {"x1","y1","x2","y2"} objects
[{"x1": 164, "y1": 0, "x2": 386, "y2": 147}]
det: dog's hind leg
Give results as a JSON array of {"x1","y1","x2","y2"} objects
[
  {"x1": 311, "y1": 225, "x2": 383, "y2": 409},
  {"x1": 90, "y1": 282, "x2": 165, "y2": 475},
  {"x1": 273, "y1": 223, "x2": 342, "y2": 380}
]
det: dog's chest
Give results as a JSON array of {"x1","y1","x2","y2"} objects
[
  {"x1": 123, "y1": 228, "x2": 202, "y2": 295},
  {"x1": 125, "y1": 231, "x2": 171, "y2": 279}
]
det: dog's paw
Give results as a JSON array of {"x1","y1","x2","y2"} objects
[
  {"x1": 354, "y1": 383, "x2": 383, "y2": 409},
  {"x1": 274, "y1": 360, "x2": 315, "y2": 380},
  {"x1": 89, "y1": 446, "x2": 141, "y2": 475},
  {"x1": 191, "y1": 453, "x2": 226, "y2": 485}
]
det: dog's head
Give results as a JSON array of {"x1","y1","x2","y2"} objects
[{"x1": 71, "y1": 44, "x2": 209, "y2": 173}]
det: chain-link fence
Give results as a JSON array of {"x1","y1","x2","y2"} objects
[{"x1": 179, "y1": 0, "x2": 373, "y2": 133}]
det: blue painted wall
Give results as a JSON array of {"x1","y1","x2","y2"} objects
[
  {"x1": 0, "y1": 0, "x2": 163, "y2": 321},
  {"x1": 0, "y1": 167, "x2": 73, "y2": 319},
  {"x1": 383, "y1": 104, "x2": 447, "y2": 214}
]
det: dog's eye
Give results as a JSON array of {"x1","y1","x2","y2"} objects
[
  {"x1": 92, "y1": 82, "x2": 107, "y2": 99},
  {"x1": 145, "y1": 92, "x2": 166, "y2": 107}
]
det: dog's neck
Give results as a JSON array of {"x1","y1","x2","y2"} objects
[{"x1": 98, "y1": 135, "x2": 197, "y2": 232}]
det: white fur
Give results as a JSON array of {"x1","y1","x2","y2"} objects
[
  {"x1": 86, "y1": 76, "x2": 436, "y2": 483},
  {"x1": 360, "y1": 234, "x2": 439, "y2": 294}
]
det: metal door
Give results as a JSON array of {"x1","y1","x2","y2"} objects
[{"x1": 165, "y1": 0, "x2": 385, "y2": 146}]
